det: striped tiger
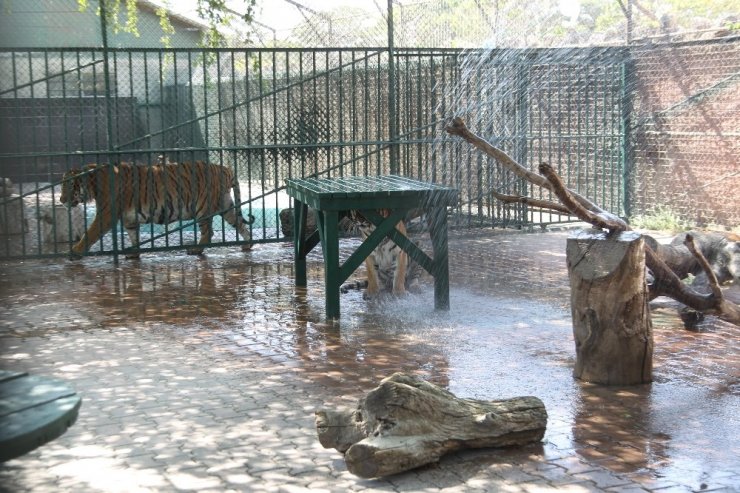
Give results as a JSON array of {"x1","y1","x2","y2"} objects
[
  {"x1": 343, "y1": 209, "x2": 423, "y2": 298},
  {"x1": 59, "y1": 161, "x2": 254, "y2": 258}
]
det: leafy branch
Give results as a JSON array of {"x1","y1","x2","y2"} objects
[{"x1": 77, "y1": 0, "x2": 256, "y2": 48}]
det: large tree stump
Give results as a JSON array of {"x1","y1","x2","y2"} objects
[
  {"x1": 315, "y1": 373, "x2": 547, "y2": 478},
  {"x1": 567, "y1": 229, "x2": 653, "y2": 385}
]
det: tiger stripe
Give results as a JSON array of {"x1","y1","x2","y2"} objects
[{"x1": 59, "y1": 161, "x2": 254, "y2": 258}]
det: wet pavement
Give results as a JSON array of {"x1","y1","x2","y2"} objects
[{"x1": 0, "y1": 229, "x2": 738, "y2": 492}]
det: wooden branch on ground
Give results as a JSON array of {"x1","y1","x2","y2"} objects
[
  {"x1": 316, "y1": 373, "x2": 547, "y2": 478},
  {"x1": 684, "y1": 234, "x2": 723, "y2": 299}
]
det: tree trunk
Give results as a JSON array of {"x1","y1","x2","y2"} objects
[
  {"x1": 567, "y1": 229, "x2": 653, "y2": 385},
  {"x1": 315, "y1": 373, "x2": 547, "y2": 478}
]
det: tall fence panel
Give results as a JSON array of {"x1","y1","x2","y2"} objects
[
  {"x1": 394, "y1": 47, "x2": 629, "y2": 229},
  {"x1": 630, "y1": 36, "x2": 740, "y2": 227},
  {"x1": 0, "y1": 46, "x2": 628, "y2": 259},
  {"x1": 0, "y1": 47, "x2": 394, "y2": 259}
]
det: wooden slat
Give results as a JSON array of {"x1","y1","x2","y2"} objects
[{"x1": 0, "y1": 371, "x2": 27, "y2": 384}]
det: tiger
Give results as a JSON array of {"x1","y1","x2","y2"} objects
[
  {"x1": 59, "y1": 160, "x2": 255, "y2": 258},
  {"x1": 341, "y1": 209, "x2": 423, "y2": 298}
]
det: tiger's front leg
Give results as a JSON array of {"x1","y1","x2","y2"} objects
[
  {"x1": 187, "y1": 220, "x2": 213, "y2": 255},
  {"x1": 392, "y1": 220, "x2": 408, "y2": 297},
  {"x1": 364, "y1": 254, "x2": 381, "y2": 299},
  {"x1": 70, "y1": 212, "x2": 112, "y2": 259}
]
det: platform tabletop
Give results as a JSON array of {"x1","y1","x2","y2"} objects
[{"x1": 286, "y1": 175, "x2": 458, "y2": 210}]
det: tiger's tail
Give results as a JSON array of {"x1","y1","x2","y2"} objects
[
  {"x1": 231, "y1": 170, "x2": 255, "y2": 226},
  {"x1": 340, "y1": 279, "x2": 370, "y2": 294}
]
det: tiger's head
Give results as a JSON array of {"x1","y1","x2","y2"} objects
[{"x1": 60, "y1": 165, "x2": 98, "y2": 207}]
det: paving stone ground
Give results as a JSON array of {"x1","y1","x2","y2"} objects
[{"x1": 0, "y1": 229, "x2": 738, "y2": 492}]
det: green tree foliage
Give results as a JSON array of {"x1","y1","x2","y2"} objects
[{"x1": 77, "y1": 0, "x2": 256, "y2": 47}]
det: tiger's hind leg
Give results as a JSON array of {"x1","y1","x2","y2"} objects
[
  {"x1": 187, "y1": 220, "x2": 213, "y2": 255},
  {"x1": 364, "y1": 253, "x2": 381, "y2": 299},
  {"x1": 221, "y1": 196, "x2": 254, "y2": 251},
  {"x1": 123, "y1": 221, "x2": 141, "y2": 259}
]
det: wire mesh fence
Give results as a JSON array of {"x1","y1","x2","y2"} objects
[
  {"x1": 0, "y1": 1, "x2": 737, "y2": 260},
  {"x1": 243, "y1": 0, "x2": 740, "y2": 50}
]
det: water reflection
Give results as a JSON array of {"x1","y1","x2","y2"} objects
[
  {"x1": 286, "y1": 287, "x2": 452, "y2": 392},
  {"x1": 571, "y1": 383, "x2": 670, "y2": 473},
  {"x1": 63, "y1": 257, "x2": 268, "y2": 324},
  {"x1": 54, "y1": 250, "x2": 453, "y2": 393}
]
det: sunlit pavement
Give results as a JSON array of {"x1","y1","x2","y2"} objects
[{"x1": 0, "y1": 229, "x2": 738, "y2": 492}]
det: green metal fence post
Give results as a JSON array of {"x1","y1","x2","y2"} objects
[
  {"x1": 620, "y1": 54, "x2": 635, "y2": 219},
  {"x1": 99, "y1": 0, "x2": 119, "y2": 262},
  {"x1": 387, "y1": 0, "x2": 399, "y2": 174}
]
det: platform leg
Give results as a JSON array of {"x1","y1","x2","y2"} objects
[
  {"x1": 317, "y1": 210, "x2": 341, "y2": 319},
  {"x1": 293, "y1": 200, "x2": 308, "y2": 287},
  {"x1": 429, "y1": 207, "x2": 450, "y2": 311}
]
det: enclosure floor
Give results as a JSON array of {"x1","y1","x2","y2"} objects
[{"x1": 0, "y1": 229, "x2": 738, "y2": 492}]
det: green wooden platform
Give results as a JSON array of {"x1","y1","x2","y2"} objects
[
  {"x1": 285, "y1": 175, "x2": 458, "y2": 319},
  {"x1": 0, "y1": 370, "x2": 81, "y2": 462}
]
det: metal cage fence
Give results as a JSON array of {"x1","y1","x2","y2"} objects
[{"x1": 0, "y1": 44, "x2": 631, "y2": 259}]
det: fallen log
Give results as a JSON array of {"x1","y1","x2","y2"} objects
[{"x1": 315, "y1": 372, "x2": 547, "y2": 478}]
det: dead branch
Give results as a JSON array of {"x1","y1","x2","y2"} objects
[
  {"x1": 446, "y1": 116, "x2": 740, "y2": 327},
  {"x1": 445, "y1": 117, "x2": 604, "y2": 215},
  {"x1": 645, "y1": 247, "x2": 740, "y2": 325},
  {"x1": 538, "y1": 163, "x2": 628, "y2": 232},
  {"x1": 490, "y1": 190, "x2": 572, "y2": 215},
  {"x1": 684, "y1": 234, "x2": 723, "y2": 300}
]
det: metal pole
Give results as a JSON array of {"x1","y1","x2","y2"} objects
[
  {"x1": 620, "y1": 54, "x2": 635, "y2": 219},
  {"x1": 99, "y1": 0, "x2": 119, "y2": 262},
  {"x1": 387, "y1": 0, "x2": 399, "y2": 174}
]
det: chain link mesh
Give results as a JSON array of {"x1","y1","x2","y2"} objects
[{"x1": 0, "y1": 1, "x2": 738, "y2": 259}]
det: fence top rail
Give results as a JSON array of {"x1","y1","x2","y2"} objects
[
  {"x1": 0, "y1": 45, "x2": 630, "y2": 58},
  {"x1": 630, "y1": 33, "x2": 740, "y2": 49},
  {"x1": 0, "y1": 46, "x2": 393, "y2": 54}
]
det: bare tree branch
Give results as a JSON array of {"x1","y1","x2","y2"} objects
[
  {"x1": 538, "y1": 163, "x2": 628, "y2": 232},
  {"x1": 684, "y1": 234, "x2": 723, "y2": 300},
  {"x1": 445, "y1": 117, "x2": 604, "y2": 214},
  {"x1": 490, "y1": 190, "x2": 572, "y2": 215},
  {"x1": 446, "y1": 116, "x2": 740, "y2": 327}
]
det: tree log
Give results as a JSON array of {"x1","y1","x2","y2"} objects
[
  {"x1": 567, "y1": 229, "x2": 653, "y2": 385},
  {"x1": 315, "y1": 373, "x2": 547, "y2": 478}
]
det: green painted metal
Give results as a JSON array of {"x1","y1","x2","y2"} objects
[
  {"x1": 99, "y1": 0, "x2": 120, "y2": 262},
  {"x1": 0, "y1": 370, "x2": 82, "y2": 462},
  {"x1": 286, "y1": 175, "x2": 458, "y2": 319}
]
